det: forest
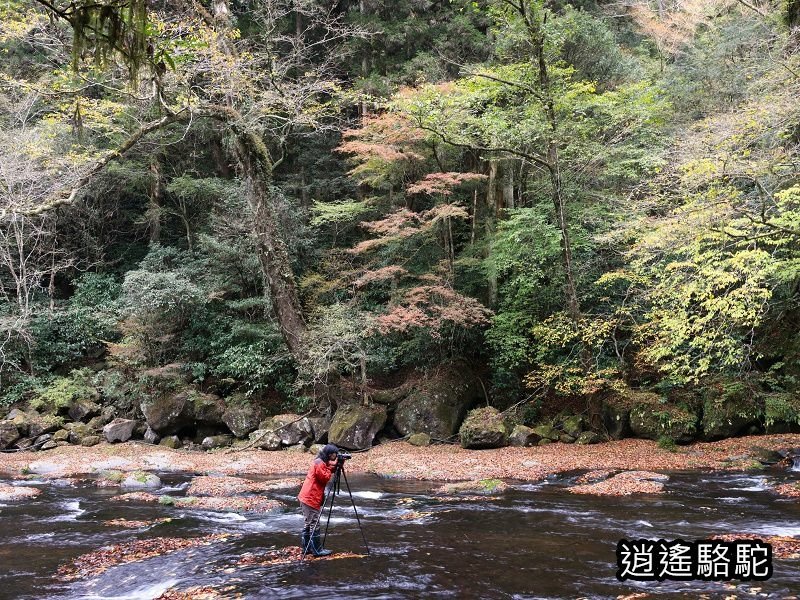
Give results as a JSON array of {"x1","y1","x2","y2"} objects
[{"x1": 1, "y1": 0, "x2": 800, "y2": 451}]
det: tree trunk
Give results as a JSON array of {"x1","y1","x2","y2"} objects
[
  {"x1": 230, "y1": 130, "x2": 307, "y2": 359},
  {"x1": 148, "y1": 156, "x2": 162, "y2": 243}
]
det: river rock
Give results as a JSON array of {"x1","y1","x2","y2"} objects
[
  {"x1": 141, "y1": 387, "x2": 225, "y2": 435},
  {"x1": 52, "y1": 429, "x2": 70, "y2": 442},
  {"x1": 13, "y1": 437, "x2": 33, "y2": 450},
  {"x1": 81, "y1": 435, "x2": 101, "y2": 447},
  {"x1": 34, "y1": 433, "x2": 53, "y2": 447},
  {"x1": 121, "y1": 471, "x2": 162, "y2": 489},
  {"x1": 393, "y1": 364, "x2": 481, "y2": 439},
  {"x1": 508, "y1": 425, "x2": 540, "y2": 447},
  {"x1": 143, "y1": 426, "x2": 160, "y2": 444},
  {"x1": 459, "y1": 407, "x2": 508, "y2": 449},
  {"x1": 249, "y1": 429, "x2": 282, "y2": 450},
  {"x1": 531, "y1": 424, "x2": 560, "y2": 442},
  {"x1": 40, "y1": 440, "x2": 58, "y2": 450},
  {"x1": 308, "y1": 416, "x2": 331, "y2": 443},
  {"x1": 13, "y1": 412, "x2": 63, "y2": 438},
  {"x1": 561, "y1": 415, "x2": 584, "y2": 438},
  {"x1": 222, "y1": 399, "x2": 264, "y2": 438},
  {"x1": 408, "y1": 432, "x2": 431, "y2": 446},
  {"x1": 159, "y1": 435, "x2": 182, "y2": 449},
  {"x1": 65, "y1": 422, "x2": 92, "y2": 444},
  {"x1": 103, "y1": 418, "x2": 137, "y2": 443},
  {"x1": 0, "y1": 420, "x2": 20, "y2": 450},
  {"x1": 68, "y1": 398, "x2": 101, "y2": 423},
  {"x1": 559, "y1": 434, "x2": 576, "y2": 444},
  {"x1": 576, "y1": 431, "x2": 601, "y2": 445},
  {"x1": 329, "y1": 404, "x2": 388, "y2": 450},
  {"x1": 201, "y1": 434, "x2": 233, "y2": 450},
  {"x1": 260, "y1": 414, "x2": 314, "y2": 447}
]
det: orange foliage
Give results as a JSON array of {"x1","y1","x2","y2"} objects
[
  {"x1": 406, "y1": 172, "x2": 487, "y2": 196},
  {"x1": 375, "y1": 284, "x2": 492, "y2": 337}
]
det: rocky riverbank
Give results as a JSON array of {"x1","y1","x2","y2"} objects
[{"x1": 1, "y1": 433, "x2": 799, "y2": 483}]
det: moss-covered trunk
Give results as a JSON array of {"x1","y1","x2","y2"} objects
[{"x1": 230, "y1": 130, "x2": 307, "y2": 360}]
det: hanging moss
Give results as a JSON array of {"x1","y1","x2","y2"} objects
[
  {"x1": 785, "y1": 0, "x2": 800, "y2": 28},
  {"x1": 68, "y1": 0, "x2": 149, "y2": 82}
]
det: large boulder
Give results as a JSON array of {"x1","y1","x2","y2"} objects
[
  {"x1": 599, "y1": 387, "x2": 656, "y2": 440},
  {"x1": 560, "y1": 415, "x2": 584, "y2": 439},
  {"x1": 531, "y1": 424, "x2": 560, "y2": 442},
  {"x1": 0, "y1": 421, "x2": 20, "y2": 450},
  {"x1": 201, "y1": 434, "x2": 233, "y2": 450},
  {"x1": 103, "y1": 418, "x2": 137, "y2": 443},
  {"x1": 64, "y1": 422, "x2": 92, "y2": 444},
  {"x1": 141, "y1": 387, "x2": 225, "y2": 435},
  {"x1": 329, "y1": 404, "x2": 387, "y2": 450},
  {"x1": 393, "y1": 365, "x2": 481, "y2": 439},
  {"x1": 68, "y1": 399, "x2": 101, "y2": 423},
  {"x1": 701, "y1": 382, "x2": 762, "y2": 440},
  {"x1": 508, "y1": 425, "x2": 540, "y2": 447},
  {"x1": 308, "y1": 416, "x2": 331, "y2": 443},
  {"x1": 459, "y1": 407, "x2": 508, "y2": 449},
  {"x1": 260, "y1": 414, "x2": 314, "y2": 447},
  {"x1": 222, "y1": 397, "x2": 264, "y2": 438},
  {"x1": 11, "y1": 411, "x2": 63, "y2": 438},
  {"x1": 249, "y1": 429, "x2": 282, "y2": 451}
]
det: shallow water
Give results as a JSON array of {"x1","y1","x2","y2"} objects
[{"x1": 1, "y1": 469, "x2": 799, "y2": 599}]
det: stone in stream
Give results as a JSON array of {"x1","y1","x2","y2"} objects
[
  {"x1": 103, "y1": 418, "x2": 137, "y2": 443},
  {"x1": 120, "y1": 471, "x2": 162, "y2": 489}
]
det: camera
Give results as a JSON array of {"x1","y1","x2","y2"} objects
[{"x1": 337, "y1": 452, "x2": 352, "y2": 465}]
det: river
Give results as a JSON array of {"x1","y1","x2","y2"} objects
[{"x1": 1, "y1": 469, "x2": 799, "y2": 599}]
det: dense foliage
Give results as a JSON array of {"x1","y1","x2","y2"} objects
[{"x1": 1, "y1": 0, "x2": 798, "y2": 421}]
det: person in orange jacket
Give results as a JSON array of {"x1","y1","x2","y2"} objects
[{"x1": 298, "y1": 443, "x2": 339, "y2": 556}]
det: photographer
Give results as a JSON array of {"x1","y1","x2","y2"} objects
[{"x1": 298, "y1": 443, "x2": 339, "y2": 557}]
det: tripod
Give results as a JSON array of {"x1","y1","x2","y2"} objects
[{"x1": 302, "y1": 460, "x2": 370, "y2": 559}]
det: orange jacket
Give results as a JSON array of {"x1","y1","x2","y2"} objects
[{"x1": 298, "y1": 458, "x2": 333, "y2": 510}]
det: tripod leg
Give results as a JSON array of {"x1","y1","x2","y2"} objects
[
  {"x1": 321, "y1": 468, "x2": 340, "y2": 547},
  {"x1": 341, "y1": 467, "x2": 370, "y2": 556}
]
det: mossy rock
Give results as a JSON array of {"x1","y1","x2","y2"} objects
[
  {"x1": 531, "y1": 424, "x2": 560, "y2": 441},
  {"x1": 459, "y1": 407, "x2": 508, "y2": 449},
  {"x1": 121, "y1": 471, "x2": 162, "y2": 489},
  {"x1": 508, "y1": 425, "x2": 540, "y2": 447},
  {"x1": 701, "y1": 382, "x2": 763, "y2": 441},
  {"x1": 630, "y1": 402, "x2": 698, "y2": 443},
  {"x1": 576, "y1": 431, "x2": 601, "y2": 445},
  {"x1": 560, "y1": 415, "x2": 584, "y2": 438},
  {"x1": 222, "y1": 396, "x2": 264, "y2": 438},
  {"x1": 394, "y1": 364, "x2": 481, "y2": 439},
  {"x1": 408, "y1": 432, "x2": 431, "y2": 447},
  {"x1": 601, "y1": 388, "x2": 659, "y2": 440},
  {"x1": 329, "y1": 404, "x2": 387, "y2": 450}
]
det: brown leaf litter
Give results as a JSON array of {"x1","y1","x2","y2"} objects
[
  {"x1": 237, "y1": 546, "x2": 367, "y2": 566},
  {"x1": 568, "y1": 471, "x2": 669, "y2": 496},
  {"x1": 57, "y1": 535, "x2": 230, "y2": 580}
]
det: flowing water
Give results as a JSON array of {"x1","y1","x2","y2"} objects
[{"x1": 1, "y1": 469, "x2": 800, "y2": 599}]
